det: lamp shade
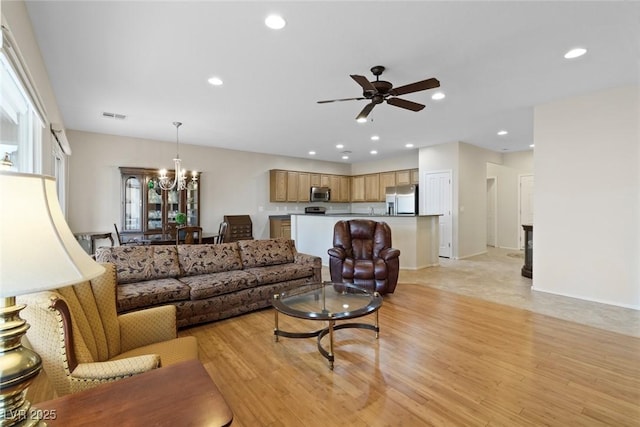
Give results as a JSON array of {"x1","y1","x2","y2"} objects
[{"x1": 0, "y1": 172, "x2": 105, "y2": 296}]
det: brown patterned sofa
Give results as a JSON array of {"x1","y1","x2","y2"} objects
[{"x1": 95, "y1": 238, "x2": 321, "y2": 327}]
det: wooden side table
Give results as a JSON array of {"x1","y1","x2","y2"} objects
[{"x1": 34, "y1": 360, "x2": 233, "y2": 426}]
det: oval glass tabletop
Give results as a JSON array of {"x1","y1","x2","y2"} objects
[{"x1": 272, "y1": 282, "x2": 382, "y2": 321}]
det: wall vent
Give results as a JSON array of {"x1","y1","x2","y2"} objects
[{"x1": 102, "y1": 112, "x2": 127, "y2": 120}]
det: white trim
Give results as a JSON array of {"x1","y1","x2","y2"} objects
[
  {"x1": 532, "y1": 286, "x2": 640, "y2": 311},
  {"x1": 486, "y1": 175, "x2": 498, "y2": 247},
  {"x1": 1, "y1": 20, "x2": 48, "y2": 125}
]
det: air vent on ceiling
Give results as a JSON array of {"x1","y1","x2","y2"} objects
[{"x1": 102, "y1": 112, "x2": 127, "y2": 120}]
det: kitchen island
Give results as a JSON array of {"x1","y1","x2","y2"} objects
[{"x1": 290, "y1": 214, "x2": 440, "y2": 270}]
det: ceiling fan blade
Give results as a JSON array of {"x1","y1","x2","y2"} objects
[
  {"x1": 356, "y1": 102, "x2": 376, "y2": 121},
  {"x1": 350, "y1": 74, "x2": 377, "y2": 92},
  {"x1": 391, "y1": 77, "x2": 440, "y2": 96},
  {"x1": 317, "y1": 97, "x2": 366, "y2": 104},
  {"x1": 387, "y1": 97, "x2": 425, "y2": 112}
]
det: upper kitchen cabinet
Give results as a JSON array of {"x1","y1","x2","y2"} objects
[
  {"x1": 286, "y1": 171, "x2": 299, "y2": 202},
  {"x1": 395, "y1": 168, "x2": 419, "y2": 186},
  {"x1": 411, "y1": 168, "x2": 419, "y2": 184},
  {"x1": 270, "y1": 170, "x2": 288, "y2": 202},
  {"x1": 364, "y1": 174, "x2": 380, "y2": 201},
  {"x1": 351, "y1": 175, "x2": 365, "y2": 202},
  {"x1": 379, "y1": 171, "x2": 396, "y2": 201},
  {"x1": 298, "y1": 172, "x2": 311, "y2": 201}
]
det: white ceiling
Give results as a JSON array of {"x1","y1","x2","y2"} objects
[{"x1": 25, "y1": 1, "x2": 639, "y2": 164}]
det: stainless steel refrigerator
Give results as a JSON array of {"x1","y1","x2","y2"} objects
[{"x1": 385, "y1": 184, "x2": 418, "y2": 216}]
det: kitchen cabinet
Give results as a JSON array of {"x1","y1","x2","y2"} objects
[
  {"x1": 396, "y1": 170, "x2": 412, "y2": 186},
  {"x1": 339, "y1": 176, "x2": 350, "y2": 202},
  {"x1": 310, "y1": 173, "x2": 321, "y2": 187},
  {"x1": 411, "y1": 168, "x2": 419, "y2": 184},
  {"x1": 379, "y1": 171, "x2": 396, "y2": 201},
  {"x1": 270, "y1": 216, "x2": 291, "y2": 239},
  {"x1": 271, "y1": 168, "x2": 417, "y2": 203},
  {"x1": 270, "y1": 170, "x2": 288, "y2": 202},
  {"x1": 351, "y1": 175, "x2": 365, "y2": 202},
  {"x1": 120, "y1": 167, "x2": 200, "y2": 238},
  {"x1": 286, "y1": 171, "x2": 299, "y2": 202},
  {"x1": 364, "y1": 174, "x2": 380, "y2": 201},
  {"x1": 298, "y1": 172, "x2": 310, "y2": 202}
]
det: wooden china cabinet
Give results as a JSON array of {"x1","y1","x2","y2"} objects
[{"x1": 120, "y1": 167, "x2": 201, "y2": 239}]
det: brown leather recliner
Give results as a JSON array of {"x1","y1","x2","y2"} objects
[{"x1": 327, "y1": 220, "x2": 400, "y2": 294}]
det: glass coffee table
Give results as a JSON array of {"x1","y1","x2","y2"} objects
[{"x1": 272, "y1": 282, "x2": 382, "y2": 369}]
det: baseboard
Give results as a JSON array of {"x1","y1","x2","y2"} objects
[
  {"x1": 531, "y1": 286, "x2": 640, "y2": 311},
  {"x1": 456, "y1": 250, "x2": 488, "y2": 260}
]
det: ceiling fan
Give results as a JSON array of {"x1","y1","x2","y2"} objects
[{"x1": 317, "y1": 65, "x2": 440, "y2": 121}]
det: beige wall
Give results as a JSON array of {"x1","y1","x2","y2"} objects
[
  {"x1": 534, "y1": 86, "x2": 639, "y2": 309},
  {"x1": 67, "y1": 130, "x2": 354, "y2": 239}
]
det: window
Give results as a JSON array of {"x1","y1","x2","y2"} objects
[{"x1": 0, "y1": 52, "x2": 43, "y2": 174}]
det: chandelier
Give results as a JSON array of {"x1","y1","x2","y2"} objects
[{"x1": 158, "y1": 121, "x2": 197, "y2": 191}]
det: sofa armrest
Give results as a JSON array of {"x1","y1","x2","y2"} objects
[
  {"x1": 69, "y1": 354, "x2": 160, "y2": 393},
  {"x1": 294, "y1": 252, "x2": 321, "y2": 266},
  {"x1": 294, "y1": 252, "x2": 322, "y2": 283},
  {"x1": 379, "y1": 247, "x2": 400, "y2": 261},
  {"x1": 119, "y1": 305, "x2": 177, "y2": 352}
]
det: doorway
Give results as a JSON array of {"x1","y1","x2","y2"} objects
[
  {"x1": 486, "y1": 177, "x2": 497, "y2": 247},
  {"x1": 519, "y1": 174, "x2": 534, "y2": 249}
]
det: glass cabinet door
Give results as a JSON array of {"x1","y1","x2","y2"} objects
[
  {"x1": 166, "y1": 188, "x2": 180, "y2": 225},
  {"x1": 185, "y1": 180, "x2": 199, "y2": 226},
  {"x1": 147, "y1": 179, "x2": 164, "y2": 231},
  {"x1": 123, "y1": 176, "x2": 142, "y2": 232}
]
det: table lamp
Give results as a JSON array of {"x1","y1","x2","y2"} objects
[{"x1": 0, "y1": 171, "x2": 105, "y2": 426}]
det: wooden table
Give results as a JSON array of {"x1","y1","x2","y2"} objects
[{"x1": 35, "y1": 360, "x2": 233, "y2": 426}]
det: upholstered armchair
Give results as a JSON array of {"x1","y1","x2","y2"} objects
[
  {"x1": 327, "y1": 219, "x2": 400, "y2": 294},
  {"x1": 19, "y1": 263, "x2": 198, "y2": 397}
]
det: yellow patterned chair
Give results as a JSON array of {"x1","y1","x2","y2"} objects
[{"x1": 19, "y1": 263, "x2": 198, "y2": 397}]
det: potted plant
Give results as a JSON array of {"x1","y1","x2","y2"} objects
[{"x1": 175, "y1": 212, "x2": 187, "y2": 226}]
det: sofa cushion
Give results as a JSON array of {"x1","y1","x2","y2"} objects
[
  {"x1": 237, "y1": 238, "x2": 295, "y2": 269},
  {"x1": 116, "y1": 278, "x2": 190, "y2": 312},
  {"x1": 245, "y1": 263, "x2": 314, "y2": 286},
  {"x1": 177, "y1": 243, "x2": 243, "y2": 276},
  {"x1": 178, "y1": 270, "x2": 258, "y2": 301},
  {"x1": 95, "y1": 246, "x2": 180, "y2": 285}
]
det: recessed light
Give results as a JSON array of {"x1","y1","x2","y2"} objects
[
  {"x1": 564, "y1": 48, "x2": 587, "y2": 59},
  {"x1": 371, "y1": 135, "x2": 379, "y2": 141},
  {"x1": 265, "y1": 14, "x2": 286, "y2": 30},
  {"x1": 431, "y1": 92, "x2": 445, "y2": 100},
  {"x1": 207, "y1": 76, "x2": 223, "y2": 86},
  {"x1": 370, "y1": 150, "x2": 378, "y2": 155},
  {"x1": 529, "y1": 144, "x2": 535, "y2": 148},
  {"x1": 405, "y1": 143, "x2": 414, "y2": 148},
  {"x1": 356, "y1": 117, "x2": 367, "y2": 123},
  {"x1": 342, "y1": 155, "x2": 349, "y2": 160},
  {"x1": 336, "y1": 144, "x2": 344, "y2": 149},
  {"x1": 308, "y1": 151, "x2": 316, "y2": 155},
  {"x1": 497, "y1": 130, "x2": 508, "y2": 136}
]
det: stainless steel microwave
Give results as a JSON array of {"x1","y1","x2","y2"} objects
[{"x1": 310, "y1": 186, "x2": 331, "y2": 202}]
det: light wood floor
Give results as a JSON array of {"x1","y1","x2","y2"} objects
[
  {"x1": 183, "y1": 284, "x2": 639, "y2": 426},
  {"x1": 28, "y1": 280, "x2": 640, "y2": 425}
]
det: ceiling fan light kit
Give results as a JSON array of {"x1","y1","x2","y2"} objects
[{"x1": 318, "y1": 65, "x2": 440, "y2": 121}]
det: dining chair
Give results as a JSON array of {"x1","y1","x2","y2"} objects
[
  {"x1": 216, "y1": 222, "x2": 228, "y2": 244},
  {"x1": 177, "y1": 226, "x2": 203, "y2": 244},
  {"x1": 113, "y1": 223, "x2": 140, "y2": 246}
]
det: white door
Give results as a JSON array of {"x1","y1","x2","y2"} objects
[
  {"x1": 519, "y1": 174, "x2": 534, "y2": 249},
  {"x1": 486, "y1": 177, "x2": 497, "y2": 247},
  {"x1": 422, "y1": 171, "x2": 453, "y2": 258}
]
